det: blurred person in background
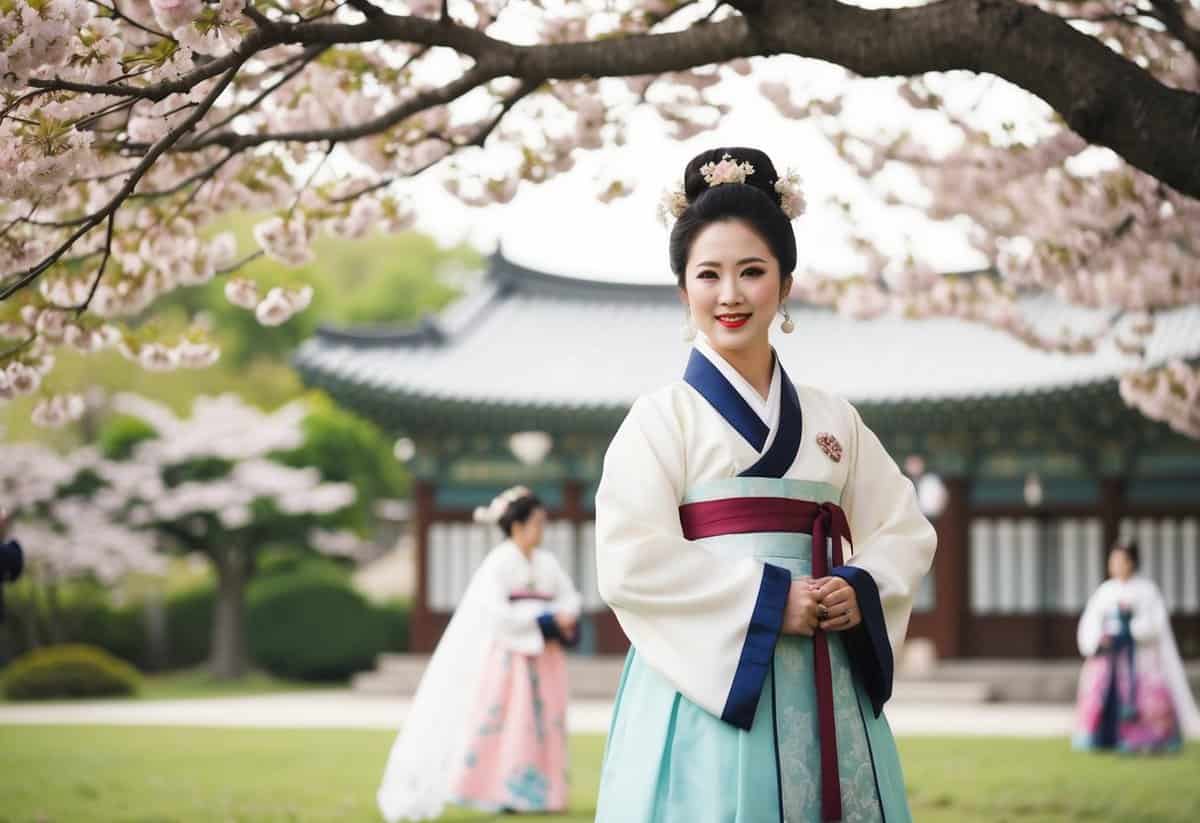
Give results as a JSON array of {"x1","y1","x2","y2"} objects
[
  {"x1": 1074, "y1": 540, "x2": 1200, "y2": 753},
  {"x1": 378, "y1": 486, "x2": 581, "y2": 820}
]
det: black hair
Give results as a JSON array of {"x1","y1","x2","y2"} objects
[
  {"x1": 668, "y1": 146, "x2": 797, "y2": 288},
  {"x1": 1110, "y1": 540, "x2": 1141, "y2": 571},
  {"x1": 497, "y1": 492, "x2": 544, "y2": 537}
]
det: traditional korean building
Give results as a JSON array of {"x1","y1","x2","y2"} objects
[{"x1": 296, "y1": 251, "x2": 1200, "y2": 660}]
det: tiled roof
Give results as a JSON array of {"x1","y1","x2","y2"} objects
[{"x1": 295, "y1": 252, "x2": 1200, "y2": 424}]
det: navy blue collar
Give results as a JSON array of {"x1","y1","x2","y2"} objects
[
  {"x1": 683, "y1": 349, "x2": 770, "y2": 452},
  {"x1": 682, "y1": 348, "x2": 803, "y2": 479}
]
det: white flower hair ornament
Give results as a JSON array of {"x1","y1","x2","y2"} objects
[
  {"x1": 774, "y1": 170, "x2": 806, "y2": 220},
  {"x1": 657, "y1": 154, "x2": 807, "y2": 225},
  {"x1": 700, "y1": 153, "x2": 756, "y2": 186},
  {"x1": 473, "y1": 485, "x2": 533, "y2": 524}
]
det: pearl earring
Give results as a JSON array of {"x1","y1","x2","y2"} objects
[
  {"x1": 681, "y1": 311, "x2": 696, "y2": 342},
  {"x1": 780, "y1": 305, "x2": 795, "y2": 334}
]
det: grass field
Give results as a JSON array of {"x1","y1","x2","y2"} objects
[
  {"x1": 1, "y1": 668, "x2": 337, "y2": 704},
  {"x1": 137, "y1": 669, "x2": 338, "y2": 701},
  {"x1": 2, "y1": 726, "x2": 1198, "y2": 822}
]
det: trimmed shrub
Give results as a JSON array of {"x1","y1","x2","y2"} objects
[
  {"x1": 70, "y1": 602, "x2": 145, "y2": 667},
  {"x1": 164, "y1": 584, "x2": 215, "y2": 668},
  {"x1": 3, "y1": 644, "x2": 141, "y2": 700},
  {"x1": 0, "y1": 587, "x2": 145, "y2": 668},
  {"x1": 247, "y1": 570, "x2": 387, "y2": 681},
  {"x1": 376, "y1": 599, "x2": 411, "y2": 653}
]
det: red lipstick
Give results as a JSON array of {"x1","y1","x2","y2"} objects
[{"x1": 716, "y1": 314, "x2": 750, "y2": 329}]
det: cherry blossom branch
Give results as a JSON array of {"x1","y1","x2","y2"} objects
[
  {"x1": 189, "y1": 45, "x2": 330, "y2": 145},
  {"x1": 66, "y1": 212, "x2": 117, "y2": 315},
  {"x1": 1, "y1": 64, "x2": 243, "y2": 299},
  {"x1": 183, "y1": 63, "x2": 494, "y2": 150}
]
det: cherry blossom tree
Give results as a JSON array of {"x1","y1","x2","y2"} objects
[
  {"x1": 0, "y1": 442, "x2": 165, "y2": 645},
  {"x1": 2, "y1": 393, "x2": 363, "y2": 675},
  {"x1": 98, "y1": 393, "x2": 360, "y2": 678},
  {"x1": 0, "y1": 0, "x2": 1197, "y2": 435}
]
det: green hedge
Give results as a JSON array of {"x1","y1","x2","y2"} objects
[
  {"x1": 3, "y1": 644, "x2": 141, "y2": 700},
  {"x1": 0, "y1": 585, "x2": 143, "y2": 669},
  {"x1": 247, "y1": 569, "x2": 390, "y2": 681},
  {"x1": 164, "y1": 585, "x2": 215, "y2": 668},
  {"x1": 2, "y1": 564, "x2": 411, "y2": 679}
]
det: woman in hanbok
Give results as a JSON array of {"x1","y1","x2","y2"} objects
[
  {"x1": 1073, "y1": 541, "x2": 1200, "y2": 753},
  {"x1": 377, "y1": 486, "x2": 582, "y2": 821},
  {"x1": 594, "y1": 147, "x2": 937, "y2": 823}
]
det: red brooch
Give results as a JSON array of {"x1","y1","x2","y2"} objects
[{"x1": 816, "y1": 433, "x2": 843, "y2": 463}]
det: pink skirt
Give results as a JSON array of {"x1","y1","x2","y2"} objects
[
  {"x1": 454, "y1": 641, "x2": 570, "y2": 811},
  {"x1": 1073, "y1": 644, "x2": 1182, "y2": 753}
]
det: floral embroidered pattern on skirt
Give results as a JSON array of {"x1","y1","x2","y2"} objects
[
  {"x1": 1073, "y1": 645, "x2": 1182, "y2": 753},
  {"x1": 454, "y1": 642, "x2": 569, "y2": 812}
]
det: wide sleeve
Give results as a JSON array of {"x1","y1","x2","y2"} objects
[
  {"x1": 546, "y1": 553, "x2": 582, "y2": 618},
  {"x1": 833, "y1": 400, "x2": 937, "y2": 714},
  {"x1": 536, "y1": 552, "x2": 584, "y2": 647},
  {"x1": 595, "y1": 395, "x2": 791, "y2": 731},
  {"x1": 1130, "y1": 580, "x2": 1170, "y2": 643},
  {"x1": 1076, "y1": 585, "x2": 1109, "y2": 657}
]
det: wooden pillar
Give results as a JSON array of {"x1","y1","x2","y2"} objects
[
  {"x1": 930, "y1": 477, "x2": 971, "y2": 659},
  {"x1": 562, "y1": 479, "x2": 583, "y2": 525},
  {"x1": 1100, "y1": 477, "x2": 1126, "y2": 552},
  {"x1": 409, "y1": 479, "x2": 437, "y2": 653}
]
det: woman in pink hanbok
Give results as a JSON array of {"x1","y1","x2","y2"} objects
[
  {"x1": 1073, "y1": 541, "x2": 1200, "y2": 753},
  {"x1": 378, "y1": 486, "x2": 581, "y2": 820}
]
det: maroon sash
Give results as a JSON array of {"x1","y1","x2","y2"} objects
[{"x1": 679, "y1": 496, "x2": 853, "y2": 823}]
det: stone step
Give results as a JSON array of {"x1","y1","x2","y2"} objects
[{"x1": 891, "y1": 679, "x2": 994, "y2": 703}]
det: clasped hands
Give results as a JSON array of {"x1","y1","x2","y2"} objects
[
  {"x1": 553, "y1": 611, "x2": 578, "y2": 641},
  {"x1": 783, "y1": 576, "x2": 860, "y2": 636}
]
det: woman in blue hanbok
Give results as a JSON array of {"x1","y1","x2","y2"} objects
[
  {"x1": 593, "y1": 147, "x2": 937, "y2": 822},
  {"x1": 1073, "y1": 541, "x2": 1200, "y2": 753}
]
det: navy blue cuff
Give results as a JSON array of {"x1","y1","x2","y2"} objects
[
  {"x1": 720, "y1": 562, "x2": 790, "y2": 730},
  {"x1": 536, "y1": 612, "x2": 579, "y2": 647},
  {"x1": 831, "y1": 565, "x2": 892, "y2": 717}
]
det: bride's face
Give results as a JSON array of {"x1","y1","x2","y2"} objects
[
  {"x1": 1108, "y1": 548, "x2": 1134, "y2": 581},
  {"x1": 679, "y1": 220, "x2": 790, "y2": 355},
  {"x1": 511, "y1": 507, "x2": 546, "y2": 549}
]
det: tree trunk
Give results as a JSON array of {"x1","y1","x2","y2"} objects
[
  {"x1": 143, "y1": 589, "x2": 169, "y2": 672},
  {"x1": 209, "y1": 547, "x2": 250, "y2": 680}
]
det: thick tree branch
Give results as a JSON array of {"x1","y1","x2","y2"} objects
[
  {"x1": 276, "y1": 0, "x2": 1200, "y2": 196},
  {"x1": 24, "y1": 1, "x2": 1200, "y2": 195}
]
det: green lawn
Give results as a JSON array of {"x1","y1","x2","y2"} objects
[
  {"x1": 1, "y1": 669, "x2": 339, "y2": 704},
  {"x1": 138, "y1": 669, "x2": 340, "y2": 701},
  {"x1": 1, "y1": 726, "x2": 1197, "y2": 822}
]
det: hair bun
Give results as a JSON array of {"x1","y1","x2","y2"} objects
[
  {"x1": 473, "y1": 484, "x2": 532, "y2": 524},
  {"x1": 683, "y1": 147, "x2": 780, "y2": 205}
]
